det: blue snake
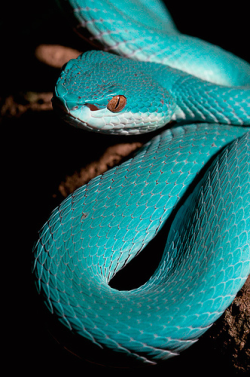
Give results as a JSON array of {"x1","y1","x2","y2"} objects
[{"x1": 33, "y1": 0, "x2": 250, "y2": 365}]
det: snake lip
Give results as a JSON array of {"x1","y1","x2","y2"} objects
[{"x1": 53, "y1": 99, "x2": 100, "y2": 131}]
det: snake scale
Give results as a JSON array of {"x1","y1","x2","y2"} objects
[{"x1": 33, "y1": 0, "x2": 250, "y2": 366}]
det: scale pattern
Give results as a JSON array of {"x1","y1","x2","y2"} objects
[
  {"x1": 33, "y1": 125, "x2": 250, "y2": 363},
  {"x1": 33, "y1": 0, "x2": 250, "y2": 365},
  {"x1": 57, "y1": 0, "x2": 250, "y2": 86}
]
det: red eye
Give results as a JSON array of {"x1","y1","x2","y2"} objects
[{"x1": 107, "y1": 95, "x2": 126, "y2": 113}]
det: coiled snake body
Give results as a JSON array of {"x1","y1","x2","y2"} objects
[{"x1": 33, "y1": 0, "x2": 250, "y2": 365}]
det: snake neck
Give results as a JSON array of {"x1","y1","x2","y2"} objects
[
  {"x1": 147, "y1": 63, "x2": 250, "y2": 126},
  {"x1": 172, "y1": 77, "x2": 250, "y2": 126}
]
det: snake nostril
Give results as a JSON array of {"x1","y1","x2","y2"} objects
[{"x1": 85, "y1": 103, "x2": 100, "y2": 111}]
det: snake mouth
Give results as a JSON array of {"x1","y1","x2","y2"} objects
[
  {"x1": 52, "y1": 95, "x2": 92, "y2": 129},
  {"x1": 52, "y1": 95, "x2": 115, "y2": 132},
  {"x1": 52, "y1": 93, "x2": 115, "y2": 132}
]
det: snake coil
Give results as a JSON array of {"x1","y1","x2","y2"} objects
[{"x1": 33, "y1": 0, "x2": 250, "y2": 366}]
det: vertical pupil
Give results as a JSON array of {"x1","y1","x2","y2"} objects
[{"x1": 115, "y1": 96, "x2": 120, "y2": 109}]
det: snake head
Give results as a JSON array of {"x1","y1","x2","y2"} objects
[{"x1": 53, "y1": 51, "x2": 176, "y2": 135}]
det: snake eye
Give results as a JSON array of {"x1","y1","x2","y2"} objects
[{"x1": 107, "y1": 95, "x2": 126, "y2": 113}]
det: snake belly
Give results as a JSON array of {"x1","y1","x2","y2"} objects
[{"x1": 33, "y1": 0, "x2": 250, "y2": 366}]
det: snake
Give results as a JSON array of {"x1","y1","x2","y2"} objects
[{"x1": 33, "y1": 0, "x2": 250, "y2": 366}]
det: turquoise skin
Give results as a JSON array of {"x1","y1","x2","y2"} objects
[
  {"x1": 57, "y1": 0, "x2": 250, "y2": 85},
  {"x1": 33, "y1": 0, "x2": 250, "y2": 365}
]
